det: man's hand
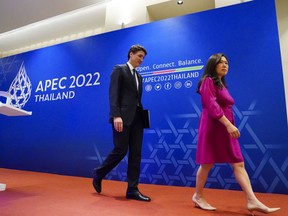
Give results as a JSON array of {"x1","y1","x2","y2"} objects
[{"x1": 113, "y1": 117, "x2": 123, "y2": 132}]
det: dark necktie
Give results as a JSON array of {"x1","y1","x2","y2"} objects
[{"x1": 132, "y1": 69, "x2": 138, "y2": 90}]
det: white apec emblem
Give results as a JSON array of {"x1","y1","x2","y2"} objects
[
  {"x1": 0, "y1": 62, "x2": 32, "y2": 116},
  {"x1": 8, "y1": 62, "x2": 32, "y2": 108}
]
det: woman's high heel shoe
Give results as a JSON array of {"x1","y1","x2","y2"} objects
[
  {"x1": 192, "y1": 194, "x2": 216, "y2": 211},
  {"x1": 247, "y1": 203, "x2": 280, "y2": 216}
]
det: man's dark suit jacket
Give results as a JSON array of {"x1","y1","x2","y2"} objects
[{"x1": 109, "y1": 64, "x2": 143, "y2": 126}]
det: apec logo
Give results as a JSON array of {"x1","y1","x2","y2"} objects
[
  {"x1": 9, "y1": 63, "x2": 32, "y2": 108},
  {"x1": 0, "y1": 62, "x2": 32, "y2": 116}
]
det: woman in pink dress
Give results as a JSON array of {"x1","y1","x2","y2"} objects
[{"x1": 193, "y1": 53, "x2": 280, "y2": 215}]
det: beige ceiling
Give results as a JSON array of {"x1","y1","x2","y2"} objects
[
  {"x1": 0, "y1": 0, "x2": 215, "y2": 33},
  {"x1": 0, "y1": 0, "x2": 108, "y2": 34},
  {"x1": 0, "y1": 0, "x2": 240, "y2": 55}
]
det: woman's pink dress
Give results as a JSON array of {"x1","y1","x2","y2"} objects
[{"x1": 196, "y1": 77, "x2": 244, "y2": 164}]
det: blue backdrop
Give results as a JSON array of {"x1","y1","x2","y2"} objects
[{"x1": 1, "y1": 0, "x2": 287, "y2": 194}]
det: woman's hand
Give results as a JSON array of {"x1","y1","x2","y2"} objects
[
  {"x1": 218, "y1": 115, "x2": 240, "y2": 138},
  {"x1": 226, "y1": 124, "x2": 240, "y2": 138}
]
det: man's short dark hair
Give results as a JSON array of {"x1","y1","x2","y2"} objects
[{"x1": 127, "y1": 44, "x2": 147, "y2": 60}]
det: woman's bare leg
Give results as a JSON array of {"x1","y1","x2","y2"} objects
[
  {"x1": 232, "y1": 162, "x2": 280, "y2": 214},
  {"x1": 192, "y1": 164, "x2": 216, "y2": 210}
]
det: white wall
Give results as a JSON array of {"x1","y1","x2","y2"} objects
[
  {"x1": 215, "y1": 0, "x2": 252, "y2": 7},
  {"x1": 276, "y1": 0, "x2": 288, "y2": 122},
  {"x1": 104, "y1": 0, "x2": 149, "y2": 32}
]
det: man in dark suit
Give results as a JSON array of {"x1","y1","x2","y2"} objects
[{"x1": 92, "y1": 44, "x2": 151, "y2": 202}]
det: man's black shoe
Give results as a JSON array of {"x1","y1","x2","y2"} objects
[
  {"x1": 126, "y1": 190, "x2": 151, "y2": 202},
  {"x1": 92, "y1": 178, "x2": 102, "y2": 193}
]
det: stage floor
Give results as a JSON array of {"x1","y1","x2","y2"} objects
[{"x1": 0, "y1": 168, "x2": 286, "y2": 216}]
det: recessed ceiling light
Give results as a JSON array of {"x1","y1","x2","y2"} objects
[{"x1": 177, "y1": 1, "x2": 184, "y2": 5}]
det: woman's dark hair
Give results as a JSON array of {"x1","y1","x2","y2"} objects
[
  {"x1": 127, "y1": 44, "x2": 147, "y2": 60},
  {"x1": 196, "y1": 53, "x2": 228, "y2": 94}
]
